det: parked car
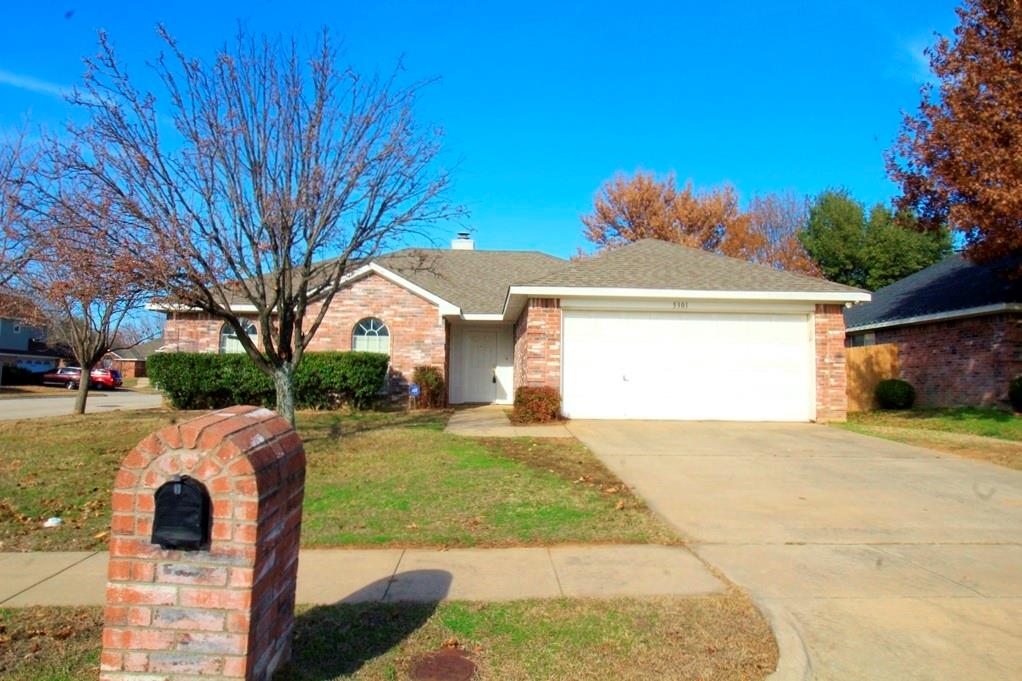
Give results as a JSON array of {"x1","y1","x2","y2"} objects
[
  {"x1": 41, "y1": 366, "x2": 123, "y2": 390},
  {"x1": 42, "y1": 367, "x2": 82, "y2": 389},
  {"x1": 91, "y1": 368, "x2": 123, "y2": 390}
]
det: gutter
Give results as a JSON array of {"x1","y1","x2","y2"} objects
[{"x1": 846, "y1": 302, "x2": 1022, "y2": 333}]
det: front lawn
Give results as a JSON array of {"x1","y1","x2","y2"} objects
[
  {"x1": 0, "y1": 593, "x2": 778, "y2": 680},
  {"x1": 0, "y1": 409, "x2": 675, "y2": 551},
  {"x1": 840, "y1": 407, "x2": 1022, "y2": 470}
]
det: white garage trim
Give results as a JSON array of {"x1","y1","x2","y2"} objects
[{"x1": 561, "y1": 309, "x2": 816, "y2": 422}]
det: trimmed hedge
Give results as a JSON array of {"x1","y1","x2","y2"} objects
[
  {"x1": 148, "y1": 351, "x2": 389, "y2": 410},
  {"x1": 511, "y1": 386, "x2": 562, "y2": 424},
  {"x1": 875, "y1": 379, "x2": 916, "y2": 410},
  {"x1": 412, "y1": 365, "x2": 445, "y2": 408},
  {"x1": 1010, "y1": 376, "x2": 1022, "y2": 412},
  {"x1": 0, "y1": 365, "x2": 44, "y2": 385}
]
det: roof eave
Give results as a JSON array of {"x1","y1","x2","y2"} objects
[
  {"x1": 846, "y1": 302, "x2": 1022, "y2": 333},
  {"x1": 147, "y1": 261, "x2": 463, "y2": 318},
  {"x1": 500, "y1": 286, "x2": 869, "y2": 318}
]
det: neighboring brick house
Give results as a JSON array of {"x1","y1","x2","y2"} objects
[
  {"x1": 102, "y1": 338, "x2": 169, "y2": 379},
  {"x1": 845, "y1": 254, "x2": 1022, "y2": 409},
  {"x1": 154, "y1": 236, "x2": 867, "y2": 422}
]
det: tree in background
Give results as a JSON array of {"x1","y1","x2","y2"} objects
[
  {"x1": 738, "y1": 192, "x2": 820, "y2": 275},
  {"x1": 21, "y1": 189, "x2": 152, "y2": 414},
  {"x1": 581, "y1": 171, "x2": 818, "y2": 274},
  {"x1": 0, "y1": 133, "x2": 35, "y2": 292},
  {"x1": 582, "y1": 171, "x2": 740, "y2": 252},
  {"x1": 52, "y1": 27, "x2": 458, "y2": 424},
  {"x1": 888, "y1": 0, "x2": 1022, "y2": 263},
  {"x1": 799, "y1": 189, "x2": 951, "y2": 290}
]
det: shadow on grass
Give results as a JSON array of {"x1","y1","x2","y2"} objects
[
  {"x1": 300, "y1": 410, "x2": 450, "y2": 444},
  {"x1": 890, "y1": 407, "x2": 1016, "y2": 423},
  {"x1": 274, "y1": 570, "x2": 452, "y2": 680}
]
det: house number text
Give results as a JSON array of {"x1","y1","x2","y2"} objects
[{"x1": 672, "y1": 301, "x2": 689, "y2": 310}]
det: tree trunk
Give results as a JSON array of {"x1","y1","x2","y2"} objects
[
  {"x1": 73, "y1": 364, "x2": 93, "y2": 415},
  {"x1": 272, "y1": 363, "x2": 297, "y2": 426}
]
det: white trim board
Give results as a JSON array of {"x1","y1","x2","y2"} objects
[
  {"x1": 147, "y1": 262, "x2": 463, "y2": 319},
  {"x1": 508, "y1": 286, "x2": 870, "y2": 303},
  {"x1": 846, "y1": 303, "x2": 1022, "y2": 333}
]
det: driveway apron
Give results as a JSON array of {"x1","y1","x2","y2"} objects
[{"x1": 567, "y1": 420, "x2": 1022, "y2": 680}]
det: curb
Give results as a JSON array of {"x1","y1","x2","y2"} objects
[{"x1": 756, "y1": 598, "x2": 813, "y2": 681}]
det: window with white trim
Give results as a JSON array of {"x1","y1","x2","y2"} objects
[
  {"x1": 219, "y1": 320, "x2": 257, "y2": 354},
  {"x1": 352, "y1": 318, "x2": 390, "y2": 354}
]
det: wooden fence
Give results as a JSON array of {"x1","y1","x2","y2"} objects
[{"x1": 846, "y1": 343, "x2": 900, "y2": 412}]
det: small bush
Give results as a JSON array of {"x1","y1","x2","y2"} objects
[
  {"x1": 0, "y1": 365, "x2": 44, "y2": 385},
  {"x1": 511, "y1": 386, "x2": 562, "y2": 424},
  {"x1": 148, "y1": 351, "x2": 389, "y2": 410},
  {"x1": 1010, "y1": 376, "x2": 1022, "y2": 412},
  {"x1": 412, "y1": 365, "x2": 446, "y2": 408},
  {"x1": 875, "y1": 379, "x2": 916, "y2": 410}
]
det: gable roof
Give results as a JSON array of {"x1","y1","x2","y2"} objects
[
  {"x1": 371, "y1": 248, "x2": 567, "y2": 314},
  {"x1": 108, "y1": 338, "x2": 167, "y2": 361},
  {"x1": 845, "y1": 253, "x2": 1022, "y2": 331},
  {"x1": 518, "y1": 239, "x2": 864, "y2": 295}
]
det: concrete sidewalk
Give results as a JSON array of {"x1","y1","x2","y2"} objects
[
  {"x1": 445, "y1": 404, "x2": 571, "y2": 438},
  {"x1": 0, "y1": 544, "x2": 722, "y2": 607}
]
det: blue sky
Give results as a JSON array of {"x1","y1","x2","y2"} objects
[{"x1": 0, "y1": 1, "x2": 959, "y2": 258}]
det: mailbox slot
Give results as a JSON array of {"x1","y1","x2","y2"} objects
[{"x1": 151, "y1": 475, "x2": 211, "y2": 550}]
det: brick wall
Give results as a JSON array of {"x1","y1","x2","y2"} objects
[
  {"x1": 305, "y1": 272, "x2": 445, "y2": 391},
  {"x1": 815, "y1": 304, "x2": 848, "y2": 422},
  {"x1": 513, "y1": 298, "x2": 561, "y2": 391},
  {"x1": 160, "y1": 272, "x2": 446, "y2": 391},
  {"x1": 162, "y1": 313, "x2": 236, "y2": 353},
  {"x1": 101, "y1": 406, "x2": 305, "y2": 681},
  {"x1": 875, "y1": 314, "x2": 1022, "y2": 407}
]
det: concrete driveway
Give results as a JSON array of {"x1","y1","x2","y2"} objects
[
  {"x1": 0, "y1": 390, "x2": 164, "y2": 420},
  {"x1": 566, "y1": 420, "x2": 1022, "y2": 680}
]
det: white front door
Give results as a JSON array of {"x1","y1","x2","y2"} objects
[
  {"x1": 462, "y1": 330, "x2": 498, "y2": 403},
  {"x1": 561, "y1": 310, "x2": 814, "y2": 421}
]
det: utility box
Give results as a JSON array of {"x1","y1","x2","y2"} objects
[{"x1": 100, "y1": 406, "x2": 306, "y2": 681}]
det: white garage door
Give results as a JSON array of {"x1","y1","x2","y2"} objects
[{"x1": 562, "y1": 310, "x2": 814, "y2": 421}]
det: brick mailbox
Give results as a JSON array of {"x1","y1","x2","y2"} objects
[{"x1": 101, "y1": 406, "x2": 306, "y2": 680}]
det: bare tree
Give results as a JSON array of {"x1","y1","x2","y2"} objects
[
  {"x1": 0, "y1": 132, "x2": 36, "y2": 294},
  {"x1": 55, "y1": 27, "x2": 458, "y2": 423},
  {"x1": 22, "y1": 193, "x2": 152, "y2": 414},
  {"x1": 739, "y1": 192, "x2": 820, "y2": 275}
]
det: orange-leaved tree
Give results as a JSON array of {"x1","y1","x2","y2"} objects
[
  {"x1": 581, "y1": 171, "x2": 818, "y2": 275},
  {"x1": 887, "y1": 0, "x2": 1022, "y2": 262}
]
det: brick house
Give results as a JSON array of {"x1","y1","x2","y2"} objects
[
  {"x1": 845, "y1": 254, "x2": 1022, "y2": 408},
  {"x1": 102, "y1": 338, "x2": 168, "y2": 379},
  {"x1": 154, "y1": 237, "x2": 867, "y2": 422}
]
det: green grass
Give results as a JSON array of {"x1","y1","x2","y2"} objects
[
  {"x1": 840, "y1": 407, "x2": 1022, "y2": 470},
  {"x1": 0, "y1": 409, "x2": 675, "y2": 551},
  {"x1": 0, "y1": 594, "x2": 778, "y2": 680},
  {"x1": 297, "y1": 411, "x2": 674, "y2": 547},
  {"x1": 846, "y1": 407, "x2": 1022, "y2": 441}
]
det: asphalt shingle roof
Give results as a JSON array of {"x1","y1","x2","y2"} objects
[
  {"x1": 844, "y1": 253, "x2": 1022, "y2": 329},
  {"x1": 112, "y1": 338, "x2": 167, "y2": 361},
  {"x1": 373, "y1": 248, "x2": 568, "y2": 313},
  {"x1": 519, "y1": 239, "x2": 863, "y2": 294}
]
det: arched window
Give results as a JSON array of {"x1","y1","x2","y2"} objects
[
  {"x1": 219, "y1": 320, "x2": 257, "y2": 354},
  {"x1": 352, "y1": 317, "x2": 390, "y2": 354}
]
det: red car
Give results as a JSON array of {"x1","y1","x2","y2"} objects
[{"x1": 42, "y1": 367, "x2": 123, "y2": 390}]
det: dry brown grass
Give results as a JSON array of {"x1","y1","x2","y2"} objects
[
  {"x1": 841, "y1": 422, "x2": 1022, "y2": 471},
  {"x1": 0, "y1": 591, "x2": 778, "y2": 680}
]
